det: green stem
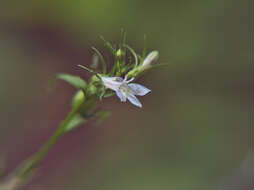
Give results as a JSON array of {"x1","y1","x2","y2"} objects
[
  {"x1": 0, "y1": 106, "x2": 81, "y2": 190},
  {"x1": 20, "y1": 106, "x2": 80, "y2": 177},
  {"x1": 2, "y1": 96, "x2": 97, "y2": 190}
]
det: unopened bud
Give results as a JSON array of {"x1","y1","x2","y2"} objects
[
  {"x1": 126, "y1": 50, "x2": 159, "y2": 79},
  {"x1": 141, "y1": 51, "x2": 159, "y2": 71},
  {"x1": 116, "y1": 49, "x2": 124, "y2": 58},
  {"x1": 72, "y1": 90, "x2": 85, "y2": 108}
]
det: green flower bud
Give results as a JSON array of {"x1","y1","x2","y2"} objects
[
  {"x1": 126, "y1": 51, "x2": 159, "y2": 79},
  {"x1": 72, "y1": 90, "x2": 86, "y2": 108},
  {"x1": 140, "y1": 51, "x2": 159, "y2": 72},
  {"x1": 116, "y1": 49, "x2": 124, "y2": 58}
]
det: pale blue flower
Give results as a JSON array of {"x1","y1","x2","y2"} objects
[{"x1": 101, "y1": 76, "x2": 151, "y2": 108}]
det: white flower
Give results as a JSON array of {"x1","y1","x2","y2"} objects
[{"x1": 101, "y1": 76, "x2": 151, "y2": 108}]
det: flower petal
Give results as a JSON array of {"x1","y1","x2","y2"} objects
[
  {"x1": 127, "y1": 94, "x2": 142, "y2": 108},
  {"x1": 116, "y1": 90, "x2": 126, "y2": 102},
  {"x1": 128, "y1": 83, "x2": 151, "y2": 96},
  {"x1": 112, "y1": 77, "x2": 124, "y2": 82},
  {"x1": 101, "y1": 76, "x2": 123, "y2": 91}
]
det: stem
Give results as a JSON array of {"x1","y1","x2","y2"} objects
[
  {"x1": 22, "y1": 106, "x2": 80, "y2": 176},
  {"x1": 2, "y1": 104, "x2": 82, "y2": 190}
]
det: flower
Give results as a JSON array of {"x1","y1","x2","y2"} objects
[
  {"x1": 126, "y1": 50, "x2": 159, "y2": 79},
  {"x1": 101, "y1": 76, "x2": 151, "y2": 108}
]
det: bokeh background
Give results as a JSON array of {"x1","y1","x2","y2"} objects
[{"x1": 1, "y1": 0, "x2": 254, "y2": 189}]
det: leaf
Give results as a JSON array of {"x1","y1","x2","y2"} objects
[
  {"x1": 91, "y1": 54, "x2": 99, "y2": 69},
  {"x1": 95, "y1": 110, "x2": 111, "y2": 124},
  {"x1": 78, "y1": 65, "x2": 102, "y2": 80},
  {"x1": 99, "y1": 35, "x2": 116, "y2": 55},
  {"x1": 121, "y1": 63, "x2": 135, "y2": 74},
  {"x1": 119, "y1": 28, "x2": 127, "y2": 51},
  {"x1": 64, "y1": 114, "x2": 86, "y2": 132},
  {"x1": 142, "y1": 34, "x2": 147, "y2": 60},
  {"x1": 56, "y1": 74, "x2": 87, "y2": 89},
  {"x1": 91, "y1": 47, "x2": 107, "y2": 74},
  {"x1": 123, "y1": 44, "x2": 138, "y2": 67}
]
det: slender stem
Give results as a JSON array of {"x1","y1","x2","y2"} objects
[
  {"x1": 1, "y1": 104, "x2": 82, "y2": 190},
  {"x1": 21, "y1": 106, "x2": 80, "y2": 176}
]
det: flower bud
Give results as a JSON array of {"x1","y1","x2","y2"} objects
[
  {"x1": 126, "y1": 51, "x2": 159, "y2": 79},
  {"x1": 140, "y1": 51, "x2": 159, "y2": 71},
  {"x1": 72, "y1": 90, "x2": 85, "y2": 108},
  {"x1": 116, "y1": 49, "x2": 124, "y2": 58}
]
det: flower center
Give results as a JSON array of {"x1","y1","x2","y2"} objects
[{"x1": 119, "y1": 83, "x2": 132, "y2": 95}]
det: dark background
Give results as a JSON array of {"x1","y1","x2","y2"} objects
[{"x1": 1, "y1": 0, "x2": 254, "y2": 189}]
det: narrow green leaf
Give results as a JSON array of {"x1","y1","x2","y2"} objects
[
  {"x1": 109, "y1": 63, "x2": 116, "y2": 76},
  {"x1": 120, "y1": 29, "x2": 126, "y2": 50},
  {"x1": 142, "y1": 34, "x2": 147, "y2": 59},
  {"x1": 100, "y1": 36, "x2": 116, "y2": 55},
  {"x1": 91, "y1": 54, "x2": 99, "y2": 69},
  {"x1": 121, "y1": 63, "x2": 134, "y2": 73},
  {"x1": 57, "y1": 74, "x2": 87, "y2": 89},
  {"x1": 116, "y1": 60, "x2": 121, "y2": 76},
  {"x1": 78, "y1": 65, "x2": 102, "y2": 81},
  {"x1": 122, "y1": 31, "x2": 127, "y2": 61},
  {"x1": 64, "y1": 114, "x2": 86, "y2": 132},
  {"x1": 124, "y1": 44, "x2": 138, "y2": 67},
  {"x1": 91, "y1": 47, "x2": 107, "y2": 74}
]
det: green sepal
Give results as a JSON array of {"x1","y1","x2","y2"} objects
[
  {"x1": 123, "y1": 44, "x2": 139, "y2": 67},
  {"x1": 91, "y1": 47, "x2": 107, "y2": 74},
  {"x1": 99, "y1": 36, "x2": 116, "y2": 55},
  {"x1": 103, "y1": 91, "x2": 115, "y2": 98}
]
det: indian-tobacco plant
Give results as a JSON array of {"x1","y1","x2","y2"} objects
[{"x1": 0, "y1": 31, "x2": 159, "y2": 190}]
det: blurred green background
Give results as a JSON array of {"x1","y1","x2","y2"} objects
[{"x1": 1, "y1": 0, "x2": 254, "y2": 189}]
